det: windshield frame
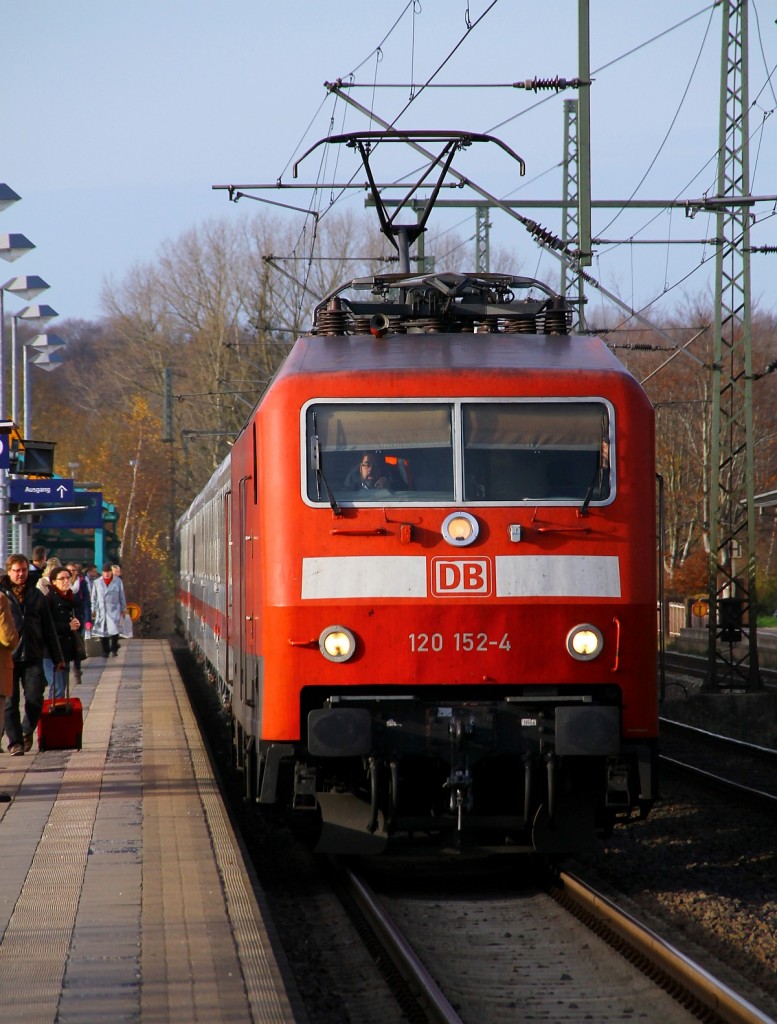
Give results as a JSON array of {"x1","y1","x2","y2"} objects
[{"x1": 300, "y1": 396, "x2": 616, "y2": 508}]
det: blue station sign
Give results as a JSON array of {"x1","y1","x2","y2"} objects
[
  {"x1": 9, "y1": 478, "x2": 74, "y2": 504},
  {"x1": 41, "y1": 491, "x2": 103, "y2": 530}
]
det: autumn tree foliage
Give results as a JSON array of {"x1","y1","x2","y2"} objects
[{"x1": 612, "y1": 304, "x2": 777, "y2": 605}]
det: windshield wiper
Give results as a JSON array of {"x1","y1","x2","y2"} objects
[
  {"x1": 580, "y1": 418, "x2": 610, "y2": 518},
  {"x1": 312, "y1": 413, "x2": 341, "y2": 516}
]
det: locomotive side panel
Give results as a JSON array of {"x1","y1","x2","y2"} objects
[{"x1": 228, "y1": 420, "x2": 264, "y2": 742}]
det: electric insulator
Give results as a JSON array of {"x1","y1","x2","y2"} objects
[
  {"x1": 515, "y1": 76, "x2": 583, "y2": 93},
  {"x1": 316, "y1": 307, "x2": 350, "y2": 335},
  {"x1": 413, "y1": 317, "x2": 444, "y2": 333},
  {"x1": 543, "y1": 309, "x2": 570, "y2": 335},
  {"x1": 504, "y1": 315, "x2": 537, "y2": 333},
  {"x1": 351, "y1": 316, "x2": 372, "y2": 335}
]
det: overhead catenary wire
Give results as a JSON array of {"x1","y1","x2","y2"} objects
[
  {"x1": 596, "y1": 3, "x2": 717, "y2": 237},
  {"x1": 241, "y1": 0, "x2": 774, "y2": 350}
]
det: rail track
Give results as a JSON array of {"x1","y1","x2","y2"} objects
[
  {"x1": 336, "y1": 861, "x2": 772, "y2": 1024},
  {"x1": 660, "y1": 718, "x2": 777, "y2": 811},
  {"x1": 663, "y1": 651, "x2": 777, "y2": 690},
  {"x1": 178, "y1": 640, "x2": 777, "y2": 1023}
]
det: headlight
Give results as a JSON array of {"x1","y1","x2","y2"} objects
[
  {"x1": 566, "y1": 624, "x2": 604, "y2": 661},
  {"x1": 441, "y1": 511, "x2": 479, "y2": 547},
  {"x1": 319, "y1": 625, "x2": 356, "y2": 662}
]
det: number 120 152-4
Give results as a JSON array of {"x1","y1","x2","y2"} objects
[{"x1": 409, "y1": 632, "x2": 512, "y2": 652}]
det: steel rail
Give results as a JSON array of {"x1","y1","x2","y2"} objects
[
  {"x1": 342, "y1": 866, "x2": 464, "y2": 1024},
  {"x1": 660, "y1": 718, "x2": 777, "y2": 762},
  {"x1": 559, "y1": 872, "x2": 775, "y2": 1024},
  {"x1": 344, "y1": 861, "x2": 773, "y2": 1023},
  {"x1": 660, "y1": 754, "x2": 777, "y2": 811}
]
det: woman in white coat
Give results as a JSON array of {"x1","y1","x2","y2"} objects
[{"x1": 90, "y1": 563, "x2": 127, "y2": 657}]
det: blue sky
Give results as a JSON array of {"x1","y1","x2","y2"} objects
[{"x1": 3, "y1": 1, "x2": 776, "y2": 325}]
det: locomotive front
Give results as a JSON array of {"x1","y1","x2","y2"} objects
[{"x1": 244, "y1": 273, "x2": 659, "y2": 855}]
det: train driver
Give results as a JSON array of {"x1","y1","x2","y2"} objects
[{"x1": 344, "y1": 452, "x2": 402, "y2": 492}]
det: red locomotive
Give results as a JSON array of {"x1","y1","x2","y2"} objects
[{"x1": 176, "y1": 132, "x2": 658, "y2": 855}]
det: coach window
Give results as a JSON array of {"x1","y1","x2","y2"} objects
[
  {"x1": 305, "y1": 402, "x2": 454, "y2": 503},
  {"x1": 462, "y1": 401, "x2": 612, "y2": 503}
]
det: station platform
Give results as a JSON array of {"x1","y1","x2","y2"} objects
[{"x1": 0, "y1": 639, "x2": 299, "y2": 1023}]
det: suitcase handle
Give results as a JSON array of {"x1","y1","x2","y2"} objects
[{"x1": 49, "y1": 664, "x2": 74, "y2": 710}]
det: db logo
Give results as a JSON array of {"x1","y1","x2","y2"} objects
[{"x1": 431, "y1": 558, "x2": 492, "y2": 597}]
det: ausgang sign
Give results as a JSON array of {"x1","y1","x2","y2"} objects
[{"x1": 9, "y1": 478, "x2": 74, "y2": 503}]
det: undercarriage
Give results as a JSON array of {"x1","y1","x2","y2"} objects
[{"x1": 250, "y1": 689, "x2": 657, "y2": 856}]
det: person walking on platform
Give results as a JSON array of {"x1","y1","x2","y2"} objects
[
  {"x1": 84, "y1": 565, "x2": 99, "y2": 595},
  {"x1": 0, "y1": 593, "x2": 20, "y2": 799},
  {"x1": 34, "y1": 557, "x2": 62, "y2": 599},
  {"x1": 66, "y1": 563, "x2": 90, "y2": 684},
  {"x1": 91, "y1": 563, "x2": 127, "y2": 657},
  {"x1": 37, "y1": 559, "x2": 63, "y2": 689},
  {"x1": 45, "y1": 567, "x2": 81, "y2": 699},
  {"x1": 0, "y1": 554, "x2": 64, "y2": 755},
  {"x1": 27, "y1": 546, "x2": 47, "y2": 583}
]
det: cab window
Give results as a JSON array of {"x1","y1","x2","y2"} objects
[
  {"x1": 306, "y1": 402, "x2": 454, "y2": 502},
  {"x1": 462, "y1": 402, "x2": 610, "y2": 501}
]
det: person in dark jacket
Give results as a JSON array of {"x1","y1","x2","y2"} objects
[
  {"x1": 0, "y1": 554, "x2": 64, "y2": 755},
  {"x1": 66, "y1": 563, "x2": 90, "y2": 684},
  {"x1": 46, "y1": 567, "x2": 81, "y2": 699},
  {"x1": 0, "y1": 593, "x2": 20, "y2": 800}
]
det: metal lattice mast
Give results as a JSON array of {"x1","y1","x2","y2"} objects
[
  {"x1": 706, "y1": 0, "x2": 760, "y2": 691},
  {"x1": 475, "y1": 206, "x2": 490, "y2": 272},
  {"x1": 561, "y1": 98, "x2": 586, "y2": 330}
]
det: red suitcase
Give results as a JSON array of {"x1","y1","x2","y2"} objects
[{"x1": 37, "y1": 695, "x2": 83, "y2": 751}]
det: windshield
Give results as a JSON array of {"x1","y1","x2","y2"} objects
[
  {"x1": 462, "y1": 402, "x2": 610, "y2": 501},
  {"x1": 304, "y1": 399, "x2": 611, "y2": 505}
]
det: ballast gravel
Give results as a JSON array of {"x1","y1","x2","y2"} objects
[{"x1": 571, "y1": 684, "x2": 777, "y2": 1021}]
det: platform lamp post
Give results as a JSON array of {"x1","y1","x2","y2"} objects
[
  {"x1": 1, "y1": 272, "x2": 44, "y2": 417},
  {"x1": 9, "y1": 293, "x2": 54, "y2": 422},
  {"x1": 0, "y1": 235, "x2": 36, "y2": 419},
  {"x1": 17, "y1": 334, "x2": 66, "y2": 554},
  {"x1": 6, "y1": 300, "x2": 56, "y2": 554},
  {"x1": 1, "y1": 292, "x2": 52, "y2": 559},
  {"x1": 0, "y1": 199, "x2": 36, "y2": 564},
  {"x1": 24, "y1": 333, "x2": 66, "y2": 437}
]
